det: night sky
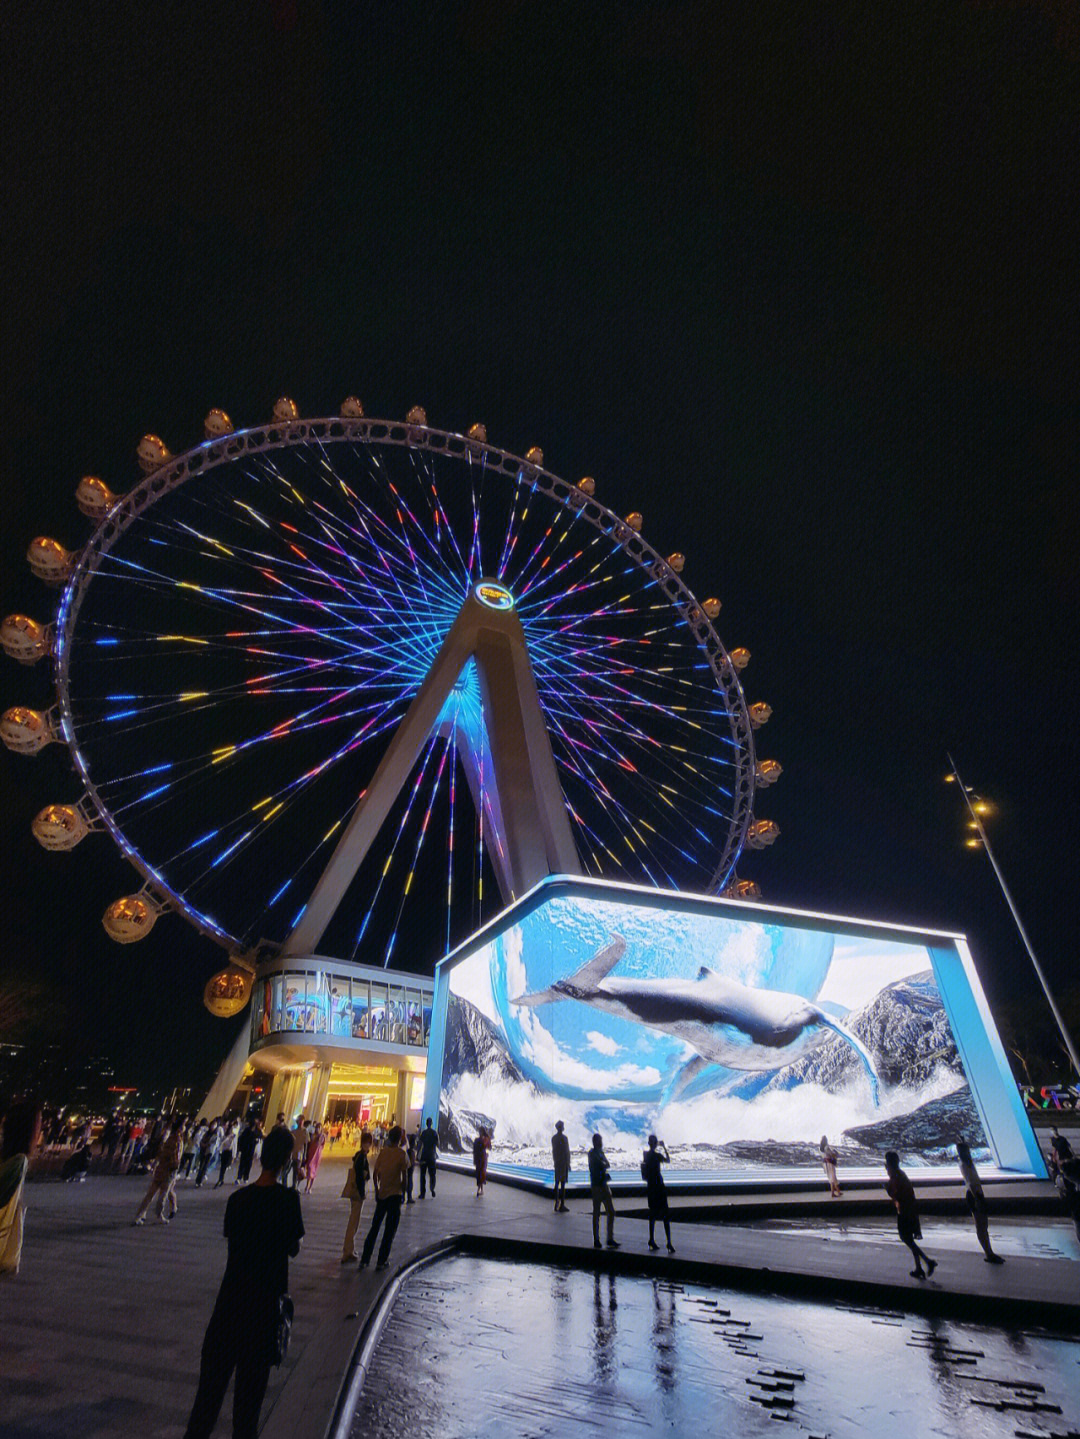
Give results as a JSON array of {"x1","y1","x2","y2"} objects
[{"x1": 3, "y1": 2, "x2": 1077, "y2": 1097}]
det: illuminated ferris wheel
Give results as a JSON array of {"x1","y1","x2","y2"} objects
[{"x1": 2, "y1": 400, "x2": 780, "y2": 983}]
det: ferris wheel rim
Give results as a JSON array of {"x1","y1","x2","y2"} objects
[{"x1": 51, "y1": 417, "x2": 757, "y2": 950}]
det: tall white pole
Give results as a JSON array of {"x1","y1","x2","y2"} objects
[{"x1": 948, "y1": 753, "x2": 1080, "y2": 1080}]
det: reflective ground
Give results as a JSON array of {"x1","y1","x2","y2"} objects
[
  {"x1": 740, "y1": 1214, "x2": 1080, "y2": 1264},
  {"x1": 355, "y1": 1256, "x2": 1080, "y2": 1439}
]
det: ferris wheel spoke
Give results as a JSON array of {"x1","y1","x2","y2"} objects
[
  {"x1": 382, "y1": 728, "x2": 454, "y2": 968},
  {"x1": 349, "y1": 728, "x2": 444, "y2": 962}
]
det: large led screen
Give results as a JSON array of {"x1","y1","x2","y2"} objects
[{"x1": 431, "y1": 881, "x2": 1043, "y2": 1180}]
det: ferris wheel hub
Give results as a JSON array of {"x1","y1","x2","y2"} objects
[{"x1": 473, "y1": 579, "x2": 515, "y2": 612}]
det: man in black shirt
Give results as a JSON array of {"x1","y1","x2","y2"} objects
[
  {"x1": 417, "y1": 1117, "x2": 439, "y2": 1198},
  {"x1": 235, "y1": 1118, "x2": 260, "y2": 1185},
  {"x1": 184, "y1": 1126, "x2": 303, "y2": 1439}
]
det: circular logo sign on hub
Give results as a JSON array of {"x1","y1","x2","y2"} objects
[{"x1": 474, "y1": 580, "x2": 514, "y2": 611}]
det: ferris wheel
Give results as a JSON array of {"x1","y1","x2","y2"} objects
[{"x1": 2, "y1": 400, "x2": 781, "y2": 978}]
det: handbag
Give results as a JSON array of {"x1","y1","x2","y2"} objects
[{"x1": 271, "y1": 1293, "x2": 294, "y2": 1366}]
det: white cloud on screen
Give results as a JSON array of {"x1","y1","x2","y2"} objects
[
  {"x1": 586, "y1": 1031, "x2": 621, "y2": 1056},
  {"x1": 817, "y1": 939, "x2": 932, "y2": 1013}
]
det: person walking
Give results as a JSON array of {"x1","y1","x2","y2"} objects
[
  {"x1": 182, "y1": 1120, "x2": 203, "y2": 1180},
  {"x1": 641, "y1": 1135, "x2": 674, "y2": 1252},
  {"x1": 144, "y1": 1113, "x2": 166, "y2": 1167},
  {"x1": 472, "y1": 1128, "x2": 489, "y2": 1196},
  {"x1": 403, "y1": 1130, "x2": 415, "y2": 1205},
  {"x1": 589, "y1": 1133, "x2": 618, "y2": 1250},
  {"x1": 235, "y1": 1119, "x2": 260, "y2": 1185},
  {"x1": 417, "y1": 1118, "x2": 439, "y2": 1197},
  {"x1": 215, "y1": 1120, "x2": 238, "y2": 1188},
  {"x1": 183, "y1": 1126, "x2": 303, "y2": 1439},
  {"x1": 552, "y1": 1121, "x2": 571, "y2": 1213},
  {"x1": 303, "y1": 1123, "x2": 325, "y2": 1194},
  {"x1": 360, "y1": 1124, "x2": 408, "y2": 1271},
  {"x1": 955, "y1": 1142, "x2": 1004, "y2": 1263},
  {"x1": 341, "y1": 1133, "x2": 371, "y2": 1263},
  {"x1": 820, "y1": 1135, "x2": 842, "y2": 1197},
  {"x1": 195, "y1": 1121, "x2": 219, "y2": 1187},
  {"x1": 885, "y1": 1150, "x2": 936, "y2": 1280},
  {"x1": 134, "y1": 1123, "x2": 182, "y2": 1225}
]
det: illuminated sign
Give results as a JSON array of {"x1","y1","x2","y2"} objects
[{"x1": 474, "y1": 580, "x2": 514, "y2": 612}]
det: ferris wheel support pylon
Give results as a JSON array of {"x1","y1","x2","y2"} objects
[{"x1": 282, "y1": 580, "x2": 581, "y2": 958}]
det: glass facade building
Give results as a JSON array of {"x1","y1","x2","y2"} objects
[{"x1": 240, "y1": 959, "x2": 434, "y2": 1129}]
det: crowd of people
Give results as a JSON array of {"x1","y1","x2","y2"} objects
[{"x1": 4, "y1": 1089, "x2": 1078, "y2": 1439}]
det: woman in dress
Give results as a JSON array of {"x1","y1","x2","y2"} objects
[
  {"x1": 641, "y1": 1134, "x2": 674, "y2": 1252},
  {"x1": 820, "y1": 1135, "x2": 841, "y2": 1197},
  {"x1": 303, "y1": 1122, "x2": 326, "y2": 1193}
]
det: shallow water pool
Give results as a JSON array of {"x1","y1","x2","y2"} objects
[{"x1": 354, "y1": 1256, "x2": 1080, "y2": 1438}]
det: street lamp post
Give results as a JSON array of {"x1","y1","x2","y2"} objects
[{"x1": 946, "y1": 753, "x2": 1080, "y2": 1080}]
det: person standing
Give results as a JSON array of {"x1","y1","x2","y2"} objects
[
  {"x1": 1059, "y1": 1156, "x2": 1080, "y2": 1241},
  {"x1": 235, "y1": 1118, "x2": 260, "y2": 1185},
  {"x1": 360, "y1": 1124, "x2": 408, "y2": 1270},
  {"x1": 183, "y1": 1127, "x2": 303, "y2": 1439},
  {"x1": 641, "y1": 1135, "x2": 674, "y2": 1252},
  {"x1": 552, "y1": 1121, "x2": 571, "y2": 1213},
  {"x1": 885, "y1": 1150, "x2": 936, "y2": 1280},
  {"x1": 589, "y1": 1133, "x2": 618, "y2": 1250},
  {"x1": 1049, "y1": 1129, "x2": 1074, "y2": 1182},
  {"x1": 100, "y1": 1113, "x2": 119, "y2": 1165},
  {"x1": 290, "y1": 1117, "x2": 309, "y2": 1190},
  {"x1": 417, "y1": 1118, "x2": 439, "y2": 1198},
  {"x1": 341, "y1": 1133, "x2": 371, "y2": 1263},
  {"x1": 303, "y1": 1123, "x2": 325, "y2": 1194},
  {"x1": 129, "y1": 1118, "x2": 147, "y2": 1169},
  {"x1": 215, "y1": 1120, "x2": 238, "y2": 1188},
  {"x1": 955, "y1": 1142, "x2": 1004, "y2": 1263},
  {"x1": 134, "y1": 1123, "x2": 182, "y2": 1225},
  {"x1": 0, "y1": 1098, "x2": 42, "y2": 1276},
  {"x1": 820, "y1": 1135, "x2": 842, "y2": 1197}
]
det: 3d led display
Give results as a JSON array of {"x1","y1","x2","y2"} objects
[{"x1": 426, "y1": 879, "x2": 1044, "y2": 1181}]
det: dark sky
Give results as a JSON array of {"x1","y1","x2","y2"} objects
[{"x1": 3, "y1": 1, "x2": 1078, "y2": 1095}]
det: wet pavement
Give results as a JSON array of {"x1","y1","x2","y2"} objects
[
  {"x1": 356, "y1": 1255, "x2": 1080, "y2": 1439},
  {"x1": 3, "y1": 1161, "x2": 1078, "y2": 1439},
  {"x1": 741, "y1": 1214, "x2": 1080, "y2": 1264}
]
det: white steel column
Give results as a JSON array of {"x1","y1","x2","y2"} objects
[{"x1": 282, "y1": 586, "x2": 580, "y2": 958}]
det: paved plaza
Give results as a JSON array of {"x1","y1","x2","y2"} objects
[{"x1": 1, "y1": 1159, "x2": 1077, "y2": 1439}]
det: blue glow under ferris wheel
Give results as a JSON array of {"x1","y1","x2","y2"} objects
[{"x1": 2, "y1": 400, "x2": 781, "y2": 973}]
